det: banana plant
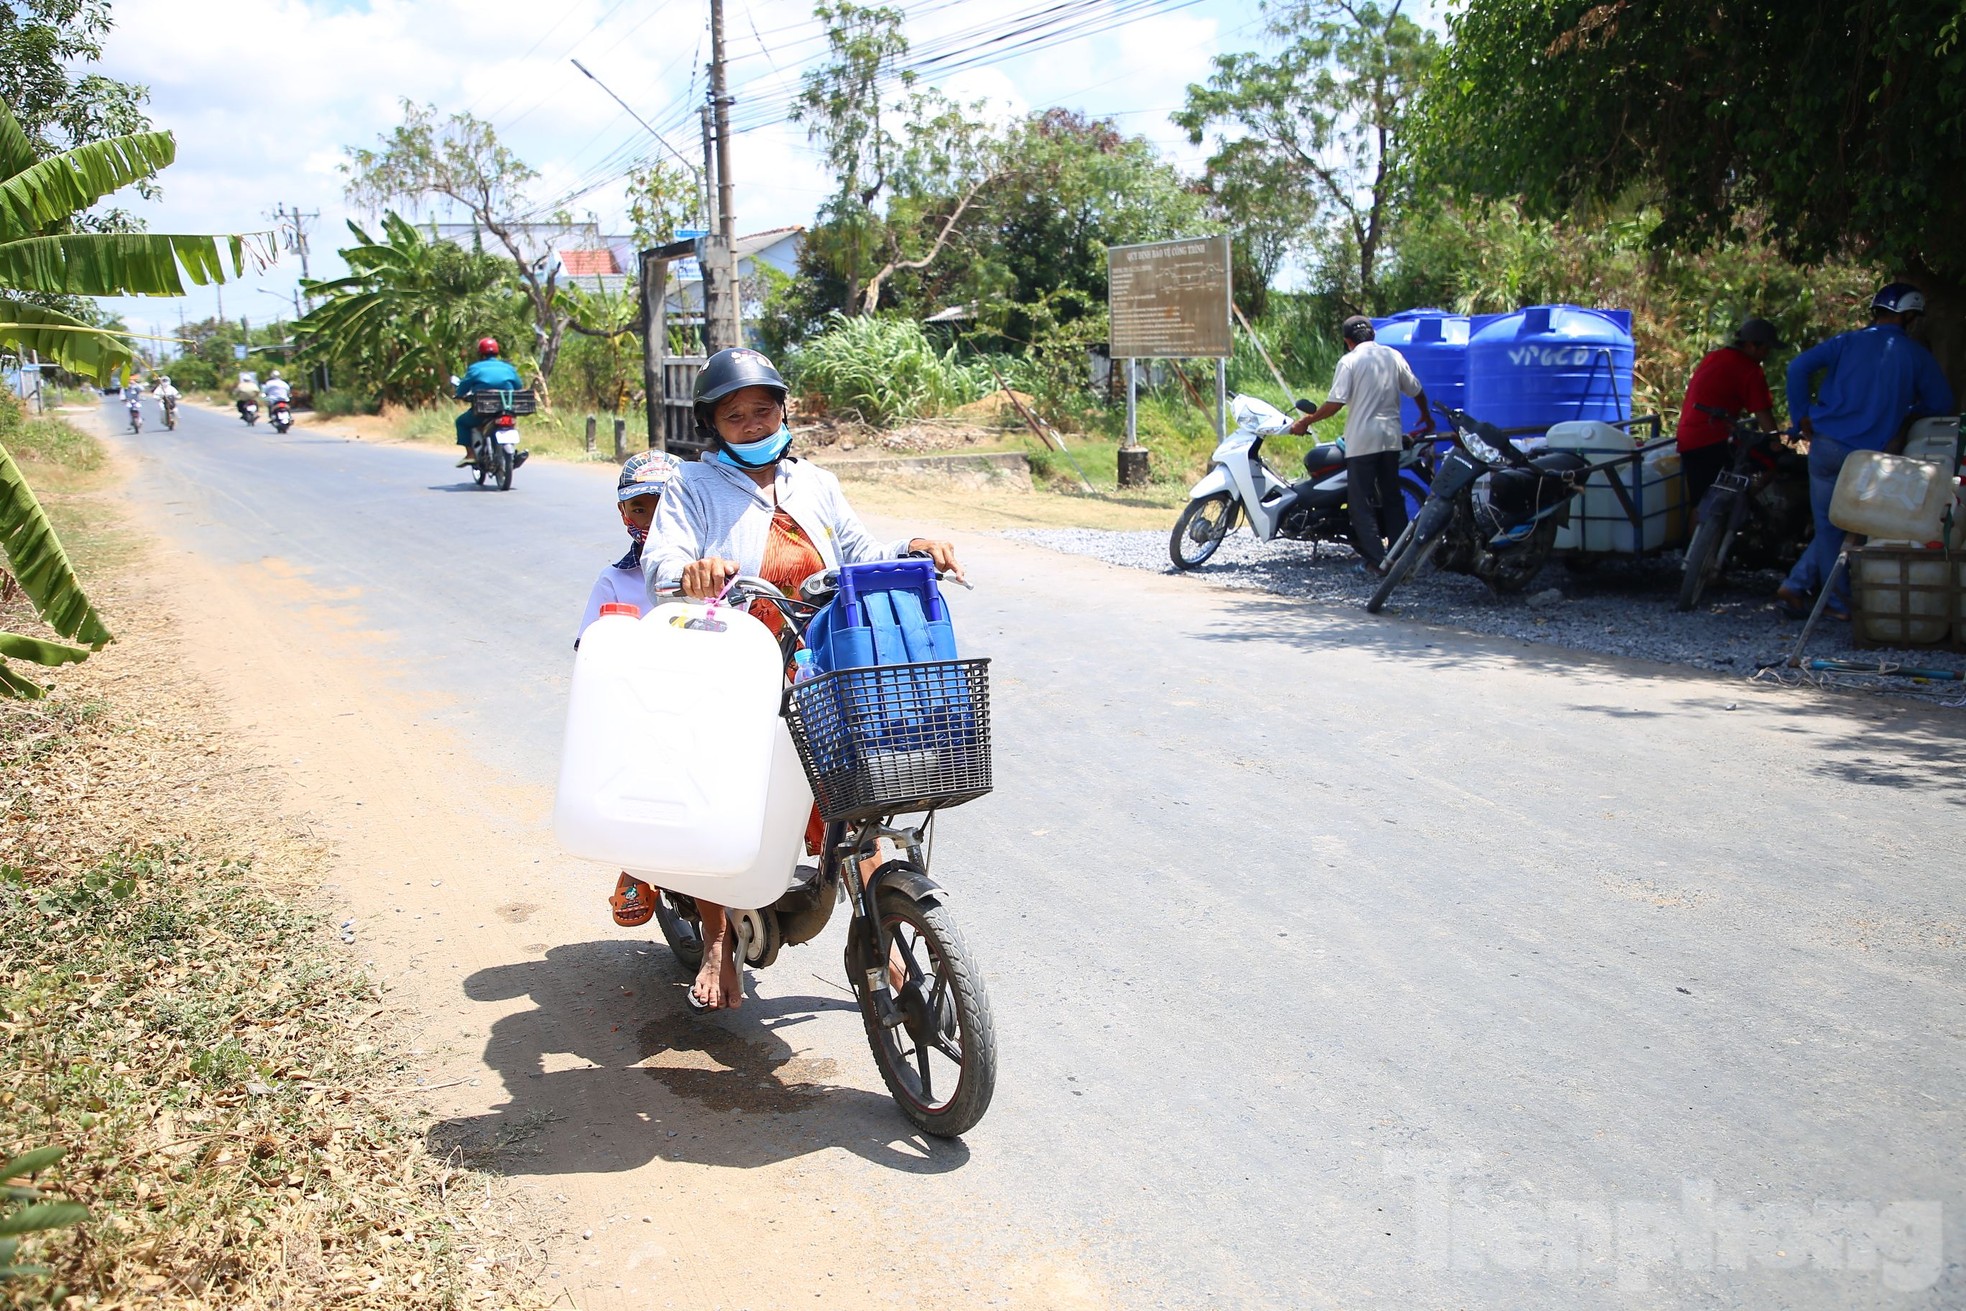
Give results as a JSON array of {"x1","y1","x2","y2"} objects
[
  {"x1": 0, "y1": 94, "x2": 250, "y2": 696},
  {"x1": 0, "y1": 1146, "x2": 87, "y2": 1281}
]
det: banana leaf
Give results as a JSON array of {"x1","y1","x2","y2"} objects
[
  {"x1": 0, "y1": 295, "x2": 133, "y2": 381},
  {"x1": 0, "y1": 437, "x2": 111, "y2": 698},
  {"x1": 0, "y1": 124, "x2": 177, "y2": 239},
  {"x1": 0, "y1": 231, "x2": 245, "y2": 295}
]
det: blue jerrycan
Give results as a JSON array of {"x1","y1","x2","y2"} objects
[
  {"x1": 804, "y1": 559, "x2": 956, "y2": 672},
  {"x1": 800, "y1": 560, "x2": 971, "y2": 769}
]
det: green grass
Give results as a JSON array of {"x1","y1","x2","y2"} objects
[{"x1": 389, "y1": 403, "x2": 631, "y2": 465}]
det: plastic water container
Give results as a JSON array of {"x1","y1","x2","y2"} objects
[
  {"x1": 1852, "y1": 548, "x2": 1950, "y2": 646},
  {"x1": 804, "y1": 560, "x2": 957, "y2": 672},
  {"x1": 553, "y1": 601, "x2": 814, "y2": 910},
  {"x1": 1466, "y1": 305, "x2": 1634, "y2": 431},
  {"x1": 1544, "y1": 421, "x2": 1680, "y2": 552},
  {"x1": 1828, "y1": 450, "x2": 1953, "y2": 542}
]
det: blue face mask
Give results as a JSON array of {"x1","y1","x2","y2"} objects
[{"x1": 716, "y1": 424, "x2": 792, "y2": 469}]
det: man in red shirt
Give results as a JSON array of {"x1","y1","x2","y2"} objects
[{"x1": 1676, "y1": 318, "x2": 1781, "y2": 509}]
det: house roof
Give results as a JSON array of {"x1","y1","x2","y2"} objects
[{"x1": 558, "y1": 248, "x2": 621, "y2": 276}]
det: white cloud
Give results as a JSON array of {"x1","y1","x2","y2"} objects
[{"x1": 91, "y1": 0, "x2": 1250, "y2": 335}]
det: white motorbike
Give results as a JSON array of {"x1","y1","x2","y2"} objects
[{"x1": 1169, "y1": 394, "x2": 1435, "y2": 569}]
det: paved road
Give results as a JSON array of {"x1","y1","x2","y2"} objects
[{"x1": 111, "y1": 398, "x2": 1962, "y2": 1308}]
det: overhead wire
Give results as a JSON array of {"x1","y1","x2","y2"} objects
[{"x1": 509, "y1": 0, "x2": 1214, "y2": 223}]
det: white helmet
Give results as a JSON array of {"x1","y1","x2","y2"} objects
[{"x1": 269, "y1": 369, "x2": 283, "y2": 379}]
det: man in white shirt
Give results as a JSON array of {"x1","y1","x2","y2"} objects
[
  {"x1": 1290, "y1": 315, "x2": 1432, "y2": 575},
  {"x1": 262, "y1": 370, "x2": 292, "y2": 404}
]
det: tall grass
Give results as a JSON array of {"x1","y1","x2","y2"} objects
[{"x1": 783, "y1": 313, "x2": 988, "y2": 426}]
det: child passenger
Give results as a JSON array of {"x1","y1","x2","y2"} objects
[{"x1": 576, "y1": 449, "x2": 683, "y2": 926}]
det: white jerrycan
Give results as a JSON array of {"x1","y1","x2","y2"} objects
[{"x1": 554, "y1": 600, "x2": 814, "y2": 911}]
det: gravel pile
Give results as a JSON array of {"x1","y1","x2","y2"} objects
[{"x1": 1005, "y1": 527, "x2": 1966, "y2": 705}]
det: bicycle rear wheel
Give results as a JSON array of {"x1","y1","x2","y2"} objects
[{"x1": 853, "y1": 884, "x2": 996, "y2": 1137}]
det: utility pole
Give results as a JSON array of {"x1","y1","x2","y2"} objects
[
  {"x1": 698, "y1": 100, "x2": 727, "y2": 352},
  {"x1": 709, "y1": 0, "x2": 742, "y2": 350},
  {"x1": 274, "y1": 203, "x2": 320, "y2": 308}
]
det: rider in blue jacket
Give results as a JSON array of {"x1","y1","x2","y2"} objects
[{"x1": 454, "y1": 336, "x2": 524, "y2": 466}]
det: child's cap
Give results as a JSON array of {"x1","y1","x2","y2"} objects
[{"x1": 618, "y1": 450, "x2": 683, "y2": 502}]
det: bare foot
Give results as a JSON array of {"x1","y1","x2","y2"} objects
[
  {"x1": 692, "y1": 933, "x2": 731, "y2": 1009},
  {"x1": 720, "y1": 940, "x2": 742, "y2": 1010}
]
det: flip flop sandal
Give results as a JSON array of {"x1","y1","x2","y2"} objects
[
  {"x1": 684, "y1": 987, "x2": 713, "y2": 1015},
  {"x1": 610, "y1": 873, "x2": 656, "y2": 928}
]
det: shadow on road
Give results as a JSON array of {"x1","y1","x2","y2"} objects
[
  {"x1": 425, "y1": 482, "x2": 502, "y2": 494},
  {"x1": 429, "y1": 940, "x2": 969, "y2": 1177},
  {"x1": 1187, "y1": 588, "x2": 1966, "y2": 799}
]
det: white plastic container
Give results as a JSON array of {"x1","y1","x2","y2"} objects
[
  {"x1": 1828, "y1": 449, "x2": 1952, "y2": 542},
  {"x1": 1852, "y1": 549, "x2": 1950, "y2": 646},
  {"x1": 1545, "y1": 422, "x2": 1680, "y2": 552},
  {"x1": 554, "y1": 601, "x2": 814, "y2": 910}
]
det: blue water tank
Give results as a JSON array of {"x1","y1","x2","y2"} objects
[
  {"x1": 1465, "y1": 304, "x2": 1633, "y2": 431},
  {"x1": 1371, "y1": 308, "x2": 1469, "y2": 431}
]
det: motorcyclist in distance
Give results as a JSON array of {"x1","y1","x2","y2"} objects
[
  {"x1": 233, "y1": 371, "x2": 261, "y2": 421},
  {"x1": 453, "y1": 337, "x2": 525, "y2": 468},
  {"x1": 262, "y1": 370, "x2": 292, "y2": 406}
]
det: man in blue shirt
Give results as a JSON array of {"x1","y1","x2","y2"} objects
[
  {"x1": 1776, "y1": 283, "x2": 1956, "y2": 618},
  {"x1": 454, "y1": 336, "x2": 525, "y2": 467}
]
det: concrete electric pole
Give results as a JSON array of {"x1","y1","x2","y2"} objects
[{"x1": 709, "y1": 0, "x2": 742, "y2": 351}]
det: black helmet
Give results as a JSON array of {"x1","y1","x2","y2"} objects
[{"x1": 692, "y1": 348, "x2": 788, "y2": 444}]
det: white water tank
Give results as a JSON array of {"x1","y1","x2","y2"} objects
[{"x1": 554, "y1": 601, "x2": 813, "y2": 910}]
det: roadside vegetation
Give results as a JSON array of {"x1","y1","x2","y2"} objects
[
  {"x1": 246, "y1": 0, "x2": 1934, "y2": 512},
  {"x1": 1, "y1": 399, "x2": 545, "y2": 1308}
]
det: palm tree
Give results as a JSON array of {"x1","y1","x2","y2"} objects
[{"x1": 0, "y1": 96, "x2": 248, "y2": 696}]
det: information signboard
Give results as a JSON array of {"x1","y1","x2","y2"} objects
[{"x1": 1107, "y1": 235, "x2": 1232, "y2": 360}]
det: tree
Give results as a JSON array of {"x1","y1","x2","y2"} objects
[
  {"x1": 0, "y1": 1, "x2": 151, "y2": 158},
  {"x1": 0, "y1": 89, "x2": 248, "y2": 696},
  {"x1": 296, "y1": 212, "x2": 528, "y2": 407},
  {"x1": 1175, "y1": 0, "x2": 1440, "y2": 309},
  {"x1": 341, "y1": 102, "x2": 593, "y2": 379},
  {"x1": 0, "y1": 98, "x2": 247, "y2": 382},
  {"x1": 1417, "y1": 0, "x2": 1966, "y2": 381},
  {"x1": 626, "y1": 158, "x2": 700, "y2": 248},
  {"x1": 792, "y1": 2, "x2": 1008, "y2": 314}
]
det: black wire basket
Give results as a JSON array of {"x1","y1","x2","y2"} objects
[{"x1": 782, "y1": 658, "x2": 992, "y2": 823}]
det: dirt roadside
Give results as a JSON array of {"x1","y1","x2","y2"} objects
[{"x1": 91, "y1": 409, "x2": 1117, "y2": 1310}]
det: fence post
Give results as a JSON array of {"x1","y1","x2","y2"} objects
[
  {"x1": 584, "y1": 415, "x2": 596, "y2": 456},
  {"x1": 613, "y1": 417, "x2": 626, "y2": 461}
]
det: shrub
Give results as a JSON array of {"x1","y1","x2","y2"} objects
[{"x1": 783, "y1": 313, "x2": 984, "y2": 426}]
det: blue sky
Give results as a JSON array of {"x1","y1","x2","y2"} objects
[{"x1": 86, "y1": 0, "x2": 1429, "y2": 345}]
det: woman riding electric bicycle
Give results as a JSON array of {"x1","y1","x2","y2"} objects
[{"x1": 642, "y1": 347, "x2": 964, "y2": 1013}]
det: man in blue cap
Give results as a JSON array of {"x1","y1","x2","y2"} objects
[{"x1": 1776, "y1": 283, "x2": 1955, "y2": 619}]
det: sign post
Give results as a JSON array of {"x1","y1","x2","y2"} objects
[{"x1": 1107, "y1": 235, "x2": 1232, "y2": 487}]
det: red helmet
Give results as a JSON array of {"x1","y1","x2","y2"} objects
[{"x1": 476, "y1": 337, "x2": 501, "y2": 358}]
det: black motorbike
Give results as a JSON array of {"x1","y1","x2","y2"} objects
[
  {"x1": 1367, "y1": 406, "x2": 1593, "y2": 613},
  {"x1": 464, "y1": 389, "x2": 534, "y2": 491},
  {"x1": 1676, "y1": 406, "x2": 1812, "y2": 610},
  {"x1": 269, "y1": 398, "x2": 294, "y2": 434},
  {"x1": 237, "y1": 398, "x2": 259, "y2": 426}
]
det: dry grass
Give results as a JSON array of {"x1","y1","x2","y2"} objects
[{"x1": 0, "y1": 407, "x2": 550, "y2": 1310}]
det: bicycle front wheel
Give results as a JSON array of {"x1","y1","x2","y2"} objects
[
  {"x1": 1677, "y1": 510, "x2": 1730, "y2": 611},
  {"x1": 854, "y1": 886, "x2": 996, "y2": 1138}
]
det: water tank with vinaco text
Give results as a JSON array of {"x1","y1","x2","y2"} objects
[
  {"x1": 1371, "y1": 309, "x2": 1469, "y2": 432},
  {"x1": 1465, "y1": 304, "x2": 1634, "y2": 431}
]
